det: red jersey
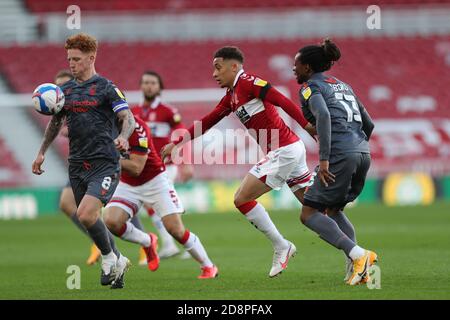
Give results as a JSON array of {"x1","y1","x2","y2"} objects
[
  {"x1": 131, "y1": 97, "x2": 185, "y2": 154},
  {"x1": 174, "y1": 70, "x2": 308, "y2": 151},
  {"x1": 121, "y1": 117, "x2": 165, "y2": 186}
]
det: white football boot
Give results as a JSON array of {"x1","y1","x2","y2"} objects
[{"x1": 269, "y1": 241, "x2": 297, "y2": 278}]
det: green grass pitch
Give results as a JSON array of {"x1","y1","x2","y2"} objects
[{"x1": 1, "y1": 203, "x2": 449, "y2": 299}]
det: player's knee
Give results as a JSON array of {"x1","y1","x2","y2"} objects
[
  {"x1": 300, "y1": 207, "x2": 313, "y2": 225},
  {"x1": 234, "y1": 192, "x2": 250, "y2": 208},
  {"x1": 300, "y1": 212, "x2": 307, "y2": 225},
  {"x1": 59, "y1": 200, "x2": 71, "y2": 216},
  {"x1": 103, "y1": 212, "x2": 114, "y2": 229},
  {"x1": 77, "y1": 209, "x2": 96, "y2": 227},
  {"x1": 165, "y1": 224, "x2": 184, "y2": 241},
  {"x1": 59, "y1": 198, "x2": 76, "y2": 217},
  {"x1": 103, "y1": 213, "x2": 121, "y2": 233}
]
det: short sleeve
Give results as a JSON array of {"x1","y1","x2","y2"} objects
[
  {"x1": 106, "y1": 83, "x2": 129, "y2": 113},
  {"x1": 299, "y1": 81, "x2": 322, "y2": 107},
  {"x1": 299, "y1": 82, "x2": 322, "y2": 125},
  {"x1": 251, "y1": 77, "x2": 272, "y2": 100},
  {"x1": 129, "y1": 122, "x2": 149, "y2": 155}
]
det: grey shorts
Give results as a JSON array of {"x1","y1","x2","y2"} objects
[
  {"x1": 303, "y1": 153, "x2": 371, "y2": 211},
  {"x1": 69, "y1": 159, "x2": 120, "y2": 207}
]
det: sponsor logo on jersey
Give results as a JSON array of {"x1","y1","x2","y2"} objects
[
  {"x1": 138, "y1": 137, "x2": 148, "y2": 148},
  {"x1": 89, "y1": 84, "x2": 97, "y2": 96},
  {"x1": 301, "y1": 86, "x2": 312, "y2": 100},
  {"x1": 254, "y1": 78, "x2": 268, "y2": 87},
  {"x1": 235, "y1": 106, "x2": 251, "y2": 124},
  {"x1": 114, "y1": 87, "x2": 126, "y2": 99}
]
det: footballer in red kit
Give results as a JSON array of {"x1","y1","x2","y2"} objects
[
  {"x1": 103, "y1": 116, "x2": 218, "y2": 279},
  {"x1": 162, "y1": 46, "x2": 316, "y2": 278},
  {"x1": 131, "y1": 71, "x2": 192, "y2": 261}
]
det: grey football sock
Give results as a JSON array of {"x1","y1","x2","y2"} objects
[
  {"x1": 130, "y1": 214, "x2": 145, "y2": 232},
  {"x1": 86, "y1": 219, "x2": 113, "y2": 256},
  {"x1": 329, "y1": 211, "x2": 356, "y2": 243},
  {"x1": 70, "y1": 212, "x2": 91, "y2": 238},
  {"x1": 304, "y1": 212, "x2": 355, "y2": 256},
  {"x1": 107, "y1": 230, "x2": 121, "y2": 258}
]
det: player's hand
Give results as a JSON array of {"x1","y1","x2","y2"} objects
[
  {"x1": 32, "y1": 153, "x2": 45, "y2": 175},
  {"x1": 161, "y1": 143, "x2": 176, "y2": 163},
  {"x1": 114, "y1": 136, "x2": 129, "y2": 153},
  {"x1": 178, "y1": 164, "x2": 194, "y2": 183},
  {"x1": 318, "y1": 160, "x2": 335, "y2": 187},
  {"x1": 304, "y1": 123, "x2": 317, "y2": 142}
]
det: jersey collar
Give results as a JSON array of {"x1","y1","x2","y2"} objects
[
  {"x1": 150, "y1": 96, "x2": 161, "y2": 109},
  {"x1": 310, "y1": 72, "x2": 325, "y2": 80},
  {"x1": 76, "y1": 73, "x2": 99, "y2": 85},
  {"x1": 233, "y1": 69, "x2": 245, "y2": 88}
]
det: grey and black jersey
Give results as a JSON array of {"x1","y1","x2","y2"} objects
[
  {"x1": 60, "y1": 74, "x2": 129, "y2": 163},
  {"x1": 299, "y1": 72, "x2": 371, "y2": 161}
]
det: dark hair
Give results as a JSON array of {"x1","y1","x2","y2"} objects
[
  {"x1": 54, "y1": 69, "x2": 73, "y2": 81},
  {"x1": 141, "y1": 70, "x2": 164, "y2": 90},
  {"x1": 298, "y1": 38, "x2": 341, "y2": 72},
  {"x1": 214, "y1": 46, "x2": 244, "y2": 63}
]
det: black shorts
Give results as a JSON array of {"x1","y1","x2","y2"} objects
[
  {"x1": 304, "y1": 153, "x2": 371, "y2": 211},
  {"x1": 69, "y1": 159, "x2": 120, "y2": 207}
]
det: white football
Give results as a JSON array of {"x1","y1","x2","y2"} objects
[{"x1": 32, "y1": 83, "x2": 65, "y2": 116}]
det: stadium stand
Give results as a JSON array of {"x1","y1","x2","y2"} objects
[
  {"x1": 0, "y1": 137, "x2": 29, "y2": 187},
  {"x1": 1, "y1": 0, "x2": 449, "y2": 180},
  {"x1": 1, "y1": 36, "x2": 449, "y2": 120},
  {"x1": 25, "y1": 0, "x2": 450, "y2": 13}
]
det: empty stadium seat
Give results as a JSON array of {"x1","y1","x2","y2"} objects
[
  {"x1": 1, "y1": 35, "x2": 448, "y2": 120},
  {"x1": 25, "y1": 0, "x2": 449, "y2": 13},
  {"x1": 0, "y1": 138, "x2": 29, "y2": 187}
]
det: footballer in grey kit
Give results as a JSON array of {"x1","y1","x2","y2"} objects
[
  {"x1": 61, "y1": 74, "x2": 125, "y2": 206},
  {"x1": 299, "y1": 70, "x2": 373, "y2": 210},
  {"x1": 293, "y1": 38, "x2": 378, "y2": 286},
  {"x1": 32, "y1": 33, "x2": 137, "y2": 289}
]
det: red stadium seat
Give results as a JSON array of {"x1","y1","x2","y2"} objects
[
  {"x1": 1, "y1": 35, "x2": 448, "y2": 120},
  {"x1": 1, "y1": 35, "x2": 449, "y2": 175},
  {"x1": 0, "y1": 138, "x2": 29, "y2": 187},
  {"x1": 24, "y1": 0, "x2": 448, "y2": 13}
]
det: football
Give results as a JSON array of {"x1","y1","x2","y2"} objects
[{"x1": 32, "y1": 83, "x2": 65, "y2": 115}]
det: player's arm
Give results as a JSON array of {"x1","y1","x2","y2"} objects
[
  {"x1": 356, "y1": 98, "x2": 375, "y2": 140},
  {"x1": 120, "y1": 153, "x2": 148, "y2": 177},
  {"x1": 169, "y1": 111, "x2": 194, "y2": 181},
  {"x1": 107, "y1": 83, "x2": 136, "y2": 152},
  {"x1": 256, "y1": 82, "x2": 316, "y2": 137},
  {"x1": 32, "y1": 111, "x2": 66, "y2": 175},
  {"x1": 116, "y1": 109, "x2": 136, "y2": 147},
  {"x1": 161, "y1": 96, "x2": 231, "y2": 161},
  {"x1": 308, "y1": 93, "x2": 336, "y2": 187},
  {"x1": 59, "y1": 125, "x2": 69, "y2": 138}
]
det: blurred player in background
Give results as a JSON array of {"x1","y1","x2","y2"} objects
[
  {"x1": 162, "y1": 46, "x2": 316, "y2": 278},
  {"x1": 131, "y1": 71, "x2": 193, "y2": 261},
  {"x1": 103, "y1": 116, "x2": 218, "y2": 279},
  {"x1": 294, "y1": 38, "x2": 377, "y2": 285},
  {"x1": 32, "y1": 33, "x2": 137, "y2": 288}
]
